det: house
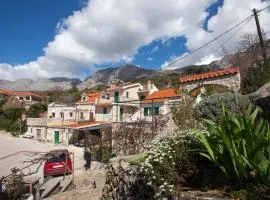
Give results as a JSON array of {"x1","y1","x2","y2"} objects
[
  {"x1": 47, "y1": 102, "x2": 76, "y2": 120},
  {"x1": 95, "y1": 81, "x2": 158, "y2": 122},
  {"x1": 140, "y1": 88, "x2": 181, "y2": 121},
  {"x1": 75, "y1": 92, "x2": 100, "y2": 121},
  {"x1": 0, "y1": 89, "x2": 13, "y2": 100},
  {"x1": 0, "y1": 89, "x2": 23, "y2": 109},
  {"x1": 179, "y1": 66, "x2": 240, "y2": 96},
  {"x1": 13, "y1": 91, "x2": 45, "y2": 109}
]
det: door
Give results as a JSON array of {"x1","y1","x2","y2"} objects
[
  {"x1": 54, "y1": 131, "x2": 59, "y2": 144},
  {"x1": 120, "y1": 108, "x2": 123, "y2": 121},
  {"x1": 37, "y1": 129, "x2": 41, "y2": 138},
  {"x1": 114, "y1": 91, "x2": 119, "y2": 103},
  {"x1": 89, "y1": 112, "x2": 94, "y2": 121}
]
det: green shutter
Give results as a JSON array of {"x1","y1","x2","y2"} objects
[
  {"x1": 155, "y1": 107, "x2": 159, "y2": 115},
  {"x1": 126, "y1": 91, "x2": 129, "y2": 98},
  {"x1": 144, "y1": 107, "x2": 148, "y2": 116}
]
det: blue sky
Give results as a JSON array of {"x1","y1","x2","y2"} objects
[
  {"x1": 0, "y1": 0, "x2": 82, "y2": 64},
  {"x1": 0, "y1": 0, "x2": 222, "y2": 69},
  {"x1": 0, "y1": 0, "x2": 268, "y2": 80}
]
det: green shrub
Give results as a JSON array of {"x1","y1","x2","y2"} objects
[
  {"x1": 140, "y1": 136, "x2": 196, "y2": 198},
  {"x1": 197, "y1": 105, "x2": 270, "y2": 186},
  {"x1": 195, "y1": 92, "x2": 251, "y2": 122},
  {"x1": 242, "y1": 59, "x2": 270, "y2": 94},
  {"x1": 27, "y1": 103, "x2": 47, "y2": 118}
]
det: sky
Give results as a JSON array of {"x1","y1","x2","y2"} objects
[{"x1": 0, "y1": 0, "x2": 269, "y2": 81}]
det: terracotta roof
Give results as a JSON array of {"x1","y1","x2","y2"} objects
[
  {"x1": 142, "y1": 89, "x2": 180, "y2": 103},
  {"x1": 67, "y1": 121, "x2": 111, "y2": 129},
  {"x1": 76, "y1": 92, "x2": 100, "y2": 104},
  {"x1": 0, "y1": 89, "x2": 13, "y2": 96},
  {"x1": 180, "y1": 66, "x2": 239, "y2": 83},
  {"x1": 13, "y1": 91, "x2": 43, "y2": 99}
]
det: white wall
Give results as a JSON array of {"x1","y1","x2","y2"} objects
[
  {"x1": 75, "y1": 104, "x2": 96, "y2": 121},
  {"x1": 48, "y1": 103, "x2": 76, "y2": 120}
]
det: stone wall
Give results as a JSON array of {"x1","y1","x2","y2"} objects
[
  {"x1": 181, "y1": 73, "x2": 241, "y2": 93},
  {"x1": 101, "y1": 160, "x2": 154, "y2": 200}
]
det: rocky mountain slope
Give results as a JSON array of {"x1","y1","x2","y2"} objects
[
  {"x1": 0, "y1": 59, "x2": 230, "y2": 91},
  {"x1": 0, "y1": 78, "x2": 80, "y2": 91}
]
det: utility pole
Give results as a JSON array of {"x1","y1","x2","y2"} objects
[{"x1": 253, "y1": 8, "x2": 267, "y2": 60}]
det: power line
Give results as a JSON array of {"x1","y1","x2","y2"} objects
[
  {"x1": 164, "y1": 4, "x2": 270, "y2": 69},
  {"x1": 257, "y1": 5, "x2": 270, "y2": 13},
  {"x1": 164, "y1": 15, "x2": 253, "y2": 68},
  {"x1": 207, "y1": 16, "x2": 254, "y2": 56}
]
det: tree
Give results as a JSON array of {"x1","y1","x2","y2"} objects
[{"x1": 27, "y1": 103, "x2": 47, "y2": 118}]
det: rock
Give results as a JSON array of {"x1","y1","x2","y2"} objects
[
  {"x1": 249, "y1": 81, "x2": 270, "y2": 100},
  {"x1": 101, "y1": 160, "x2": 154, "y2": 200}
]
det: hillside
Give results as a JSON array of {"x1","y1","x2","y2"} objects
[{"x1": 0, "y1": 60, "x2": 229, "y2": 91}]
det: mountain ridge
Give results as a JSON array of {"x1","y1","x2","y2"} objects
[{"x1": 0, "y1": 59, "x2": 230, "y2": 91}]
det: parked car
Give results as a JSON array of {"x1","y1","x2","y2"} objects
[
  {"x1": 73, "y1": 139, "x2": 85, "y2": 147},
  {"x1": 22, "y1": 134, "x2": 34, "y2": 139},
  {"x1": 43, "y1": 149, "x2": 72, "y2": 177}
]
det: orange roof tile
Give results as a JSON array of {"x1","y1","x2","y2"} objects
[
  {"x1": 143, "y1": 89, "x2": 180, "y2": 103},
  {"x1": 76, "y1": 92, "x2": 100, "y2": 104},
  {"x1": 180, "y1": 66, "x2": 239, "y2": 83},
  {"x1": 0, "y1": 89, "x2": 13, "y2": 96},
  {"x1": 13, "y1": 91, "x2": 44, "y2": 99}
]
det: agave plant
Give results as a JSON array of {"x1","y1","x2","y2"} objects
[{"x1": 197, "y1": 105, "x2": 270, "y2": 185}]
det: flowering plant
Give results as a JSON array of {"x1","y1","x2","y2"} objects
[{"x1": 140, "y1": 135, "x2": 196, "y2": 198}]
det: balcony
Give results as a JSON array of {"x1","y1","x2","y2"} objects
[{"x1": 95, "y1": 114, "x2": 113, "y2": 122}]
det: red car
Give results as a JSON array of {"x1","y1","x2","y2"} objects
[{"x1": 43, "y1": 149, "x2": 73, "y2": 177}]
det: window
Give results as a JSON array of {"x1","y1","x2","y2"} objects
[
  {"x1": 140, "y1": 95, "x2": 145, "y2": 100},
  {"x1": 69, "y1": 112, "x2": 73, "y2": 117},
  {"x1": 60, "y1": 112, "x2": 64, "y2": 119},
  {"x1": 31, "y1": 128, "x2": 32, "y2": 133},
  {"x1": 25, "y1": 96, "x2": 31, "y2": 101},
  {"x1": 19, "y1": 97, "x2": 23, "y2": 101},
  {"x1": 126, "y1": 91, "x2": 129, "y2": 98},
  {"x1": 103, "y1": 107, "x2": 108, "y2": 114},
  {"x1": 82, "y1": 96, "x2": 86, "y2": 101},
  {"x1": 144, "y1": 107, "x2": 159, "y2": 116},
  {"x1": 52, "y1": 112, "x2": 55, "y2": 118},
  {"x1": 80, "y1": 112, "x2": 84, "y2": 119},
  {"x1": 144, "y1": 108, "x2": 149, "y2": 116}
]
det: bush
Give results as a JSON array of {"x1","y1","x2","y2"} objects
[
  {"x1": 242, "y1": 59, "x2": 270, "y2": 94},
  {"x1": 140, "y1": 136, "x2": 196, "y2": 198},
  {"x1": 172, "y1": 96, "x2": 201, "y2": 131},
  {"x1": 195, "y1": 92, "x2": 251, "y2": 122},
  {"x1": 27, "y1": 103, "x2": 47, "y2": 118},
  {"x1": 197, "y1": 105, "x2": 270, "y2": 186}
]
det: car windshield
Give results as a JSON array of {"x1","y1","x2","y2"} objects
[{"x1": 46, "y1": 152, "x2": 69, "y2": 163}]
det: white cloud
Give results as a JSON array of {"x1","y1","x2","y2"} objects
[
  {"x1": 147, "y1": 57, "x2": 154, "y2": 61},
  {"x1": 150, "y1": 46, "x2": 159, "y2": 54},
  {"x1": 195, "y1": 54, "x2": 222, "y2": 65},
  {"x1": 1, "y1": 0, "x2": 269, "y2": 80}
]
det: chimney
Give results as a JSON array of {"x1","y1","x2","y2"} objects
[{"x1": 147, "y1": 80, "x2": 152, "y2": 90}]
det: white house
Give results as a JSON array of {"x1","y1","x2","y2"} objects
[
  {"x1": 95, "y1": 81, "x2": 158, "y2": 122},
  {"x1": 47, "y1": 102, "x2": 76, "y2": 121},
  {"x1": 139, "y1": 88, "x2": 181, "y2": 121},
  {"x1": 75, "y1": 92, "x2": 100, "y2": 121}
]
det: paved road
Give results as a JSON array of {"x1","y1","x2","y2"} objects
[{"x1": 0, "y1": 135, "x2": 84, "y2": 178}]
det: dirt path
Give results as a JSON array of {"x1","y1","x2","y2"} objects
[{"x1": 45, "y1": 170, "x2": 106, "y2": 200}]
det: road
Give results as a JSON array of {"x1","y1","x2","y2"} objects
[{"x1": 0, "y1": 134, "x2": 84, "y2": 178}]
